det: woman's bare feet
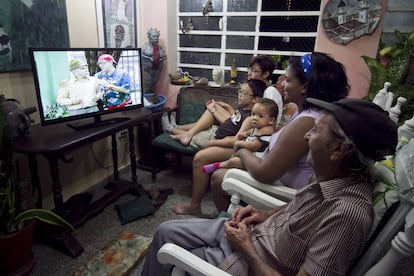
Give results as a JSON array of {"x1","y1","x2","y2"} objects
[
  {"x1": 171, "y1": 203, "x2": 201, "y2": 215},
  {"x1": 170, "y1": 133, "x2": 192, "y2": 146}
]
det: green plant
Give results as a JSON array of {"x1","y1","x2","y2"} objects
[
  {"x1": 0, "y1": 95, "x2": 74, "y2": 235},
  {"x1": 362, "y1": 29, "x2": 414, "y2": 124}
]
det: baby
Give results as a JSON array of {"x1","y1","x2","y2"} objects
[{"x1": 202, "y1": 98, "x2": 278, "y2": 173}]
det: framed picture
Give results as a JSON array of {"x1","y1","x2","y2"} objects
[
  {"x1": 0, "y1": 0, "x2": 70, "y2": 73},
  {"x1": 96, "y1": 0, "x2": 138, "y2": 48}
]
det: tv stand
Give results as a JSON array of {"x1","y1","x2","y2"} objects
[
  {"x1": 13, "y1": 108, "x2": 152, "y2": 257},
  {"x1": 67, "y1": 115, "x2": 131, "y2": 130}
]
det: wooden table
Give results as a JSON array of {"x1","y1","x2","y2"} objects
[{"x1": 13, "y1": 108, "x2": 152, "y2": 257}]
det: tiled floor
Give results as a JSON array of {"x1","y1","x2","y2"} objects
[
  {"x1": 31, "y1": 157, "x2": 217, "y2": 275},
  {"x1": 30, "y1": 158, "x2": 414, "y2": 275}
]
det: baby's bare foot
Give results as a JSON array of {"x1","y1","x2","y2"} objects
[{"x1": 171, "y1": 203, "x2": 201, "y2": 215}]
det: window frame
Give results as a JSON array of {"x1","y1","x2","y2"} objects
[{"x1": 176, "y1": 0, "x2": 322, "y2": 78}]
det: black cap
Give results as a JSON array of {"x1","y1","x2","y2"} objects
[{"x1": 306, "y1": 98, "x2": 398, "y2": 161}]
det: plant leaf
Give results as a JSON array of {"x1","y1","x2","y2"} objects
[
  {"x1": 15, "y1": 209, "x2": 74, "y2": 231},
  {"x1": 386, "y1": 48, "x2": 411, "y2": 85},
  {"x1": 361, "y1": 55, "x2": 388, "y2": 100}
]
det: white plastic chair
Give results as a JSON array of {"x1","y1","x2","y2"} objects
[
  {"x1": 156, "y1": 88, "x2": 414, "y2": 275},
  {"x1": 157, "y1": 137, "x2": 414, "y2": 276}
]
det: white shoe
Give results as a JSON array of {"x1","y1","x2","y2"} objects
[
  {"x1": 169, "y1": 112, "x2": 177, "y2": 128},
  {"x1": 161, "y1": 113, "x2": 172, "y2": 132}
]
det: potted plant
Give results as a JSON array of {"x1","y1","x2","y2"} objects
[
  {"x1": 0, "y1": 95, "x2": 74, "y2": 275},
  {"x1": 362, "y1": 29, "x2": 414, "y2": 124}
]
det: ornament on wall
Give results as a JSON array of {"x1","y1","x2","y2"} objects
[
  {"x1": 321, "y1": 0, "x2": 382, "y2": 45},
  {"x1": 202, "y1": 0, "x2": 213, "y2": 23},
  {"x1": 180, "y1": 18, "x2": 194, "y2": 34}
]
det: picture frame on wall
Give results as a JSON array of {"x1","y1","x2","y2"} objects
[
  {"x1": 0, "y1": 0, "x2": 69, "y2": 73},
  {"x1": 96, "y1": 0, "x2": 138, "y2": 48}
]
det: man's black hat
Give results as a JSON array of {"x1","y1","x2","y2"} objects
[{"x1": 306, "y1": 98, "x2": 398, "y2": 161}]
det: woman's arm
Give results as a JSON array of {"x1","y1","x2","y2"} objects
[
  {"x1": 236, "y1": 125, "x2": 274, "y2": 151},
  {"x1": 233, "y1": 139, "x2": 263, "y2": 152},
  {"x1": 206, "y1": 136, "x2": 237, "y2": 148},
  {"x1": 236, "y1": 116, "x2": 314, "y2": 183}
]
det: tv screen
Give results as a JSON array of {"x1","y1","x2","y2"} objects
[{"x1": 29, "y1": 47, "x2": 144, "y2": 129}]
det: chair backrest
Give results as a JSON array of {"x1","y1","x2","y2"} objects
[
  {"x1": 175, "y1": 86, "x2": 238, "y2": 124},
  {"x1": 223, "y1": 88, "x2": 414, "y2": 275},
  {"x1": 349, "y1": 138, "x2": 414, "y2": 275},
  {"x1": 156, "y1": 85, "x2": 414, "y2": 275}
]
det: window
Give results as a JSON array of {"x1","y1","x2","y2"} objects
[{"x1": 177, "y1": 0, "x2": 322, "y2": 84}]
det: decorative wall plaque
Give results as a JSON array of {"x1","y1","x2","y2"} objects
[{"x1": 322, "y1": 0, "x2": 382, "y2": 45}]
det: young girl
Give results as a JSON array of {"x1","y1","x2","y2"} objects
[
  {"x1": 202, "y1": 98, "x2": 278, "y2": 173},
  {"x1": 171, "y1": 79, "x2": 268, "y2": 215},
  {"x1": 170, "y1": 79, "x2": 266, "y2": 149}
]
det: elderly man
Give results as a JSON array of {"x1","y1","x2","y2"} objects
[
  {"x1": 94, "y1": 53, "x2": 131, "y2": 109},
  {"x1": 141, "y1": 98, "x2": 397, "y2": 276},
  {"x1": 56, "y1": 59, "x2": 103, "y2": 116}
]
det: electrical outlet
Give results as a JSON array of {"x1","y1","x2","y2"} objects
[{"x1": 118, "y1": 131, "x2": 128, "y2": 139}]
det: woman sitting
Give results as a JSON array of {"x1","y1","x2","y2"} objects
[{"x1": 211, "y1": 52, "x2": 350, "y2": 212}]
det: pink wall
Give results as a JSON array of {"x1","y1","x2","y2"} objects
[
  {"x1": 141, "y1": 0, "x2": 387, "y2": 106},
  {"x1": 315, "y1": 0, "x2": 387, "y2": 98},
  {"x1": 140, "y1": 0, "x2": 180, "y2": 108}
]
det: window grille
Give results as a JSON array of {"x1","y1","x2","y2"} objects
[{"x1": 177, "y1": 0, "x2": 321, "y2": 84}]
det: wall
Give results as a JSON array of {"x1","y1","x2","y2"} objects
[
  {"x1": 1, "y1": 0, "x2": 129, "y2": 209},
  {"x1": 139, "y1": 0, "x2": 181, "y2": 108},
  {"x1": 0, "y1": 0, "x2": 399, "y2": 208},
  {"x1": 315, "y1": 0, "x2": 387, "y2": 98}
]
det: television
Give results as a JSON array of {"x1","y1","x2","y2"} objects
[{"x1": 29, "y1": 47, "x2": 144, "y2": 130}]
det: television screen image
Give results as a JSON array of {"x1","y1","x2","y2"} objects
[{"x1": 29, "y1": 48, "x2": 144, "y2": 129}]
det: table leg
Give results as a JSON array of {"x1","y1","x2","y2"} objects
[
  {"x1": 128, "y1": 127, "x2": 137, "y2": 184},
  {"x1": 42, "y1": 155, "x2": 84, "y2": 258},
  {"x1": 28, "y1": 153, "x2": 42, "y2": 208},
  {"x1": 46, "y1": 155, "x2": 64, "y2": 210},
  {"x1": 111, "y1": 134, "x2": 119, "y2": 181},
  {"x1": 128, "y1": 127, "x2": 148, "y2": 196}
]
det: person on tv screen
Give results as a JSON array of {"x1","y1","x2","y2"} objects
[
  {"x1": 56, "y1": 59, "x2": 103, "y2": 116},
  {"x1": 94, "y1": 53, "x2": 131, "y2": 109}
]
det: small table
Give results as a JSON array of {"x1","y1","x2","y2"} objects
[
  {"x1": 13, "y1": 108, "x2": 152, "y2": 257},
  {"x1": 137, "y1": 107, "x2": 171, "y2": 180}
]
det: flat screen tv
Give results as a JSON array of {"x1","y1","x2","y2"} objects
[{"x1": 29, "y1": 47, "x2": 144, "y2": 129}]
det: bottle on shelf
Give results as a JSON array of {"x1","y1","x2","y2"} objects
[{"x1": 230, "y1": 59, "x2": 237, "y2": 85}]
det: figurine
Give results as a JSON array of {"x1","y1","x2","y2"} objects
[
  {"x1": 142, "y1": 28, "x2": 167, "y2": 93},
  {"x1": 212, "y1": 67, "x2": 224, "y2": 87}
]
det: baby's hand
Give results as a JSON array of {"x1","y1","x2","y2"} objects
[{"x1": 237, "y1": 132, "x2": 247, "y2": 140}]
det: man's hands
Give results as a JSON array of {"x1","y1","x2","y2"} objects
[
  {"x1": 231, "y1": 205, "x2": 270, "y2": 225},
  {"x1": 224, "y1": 206, "x2": 270, "y2": 262},
  {"x1": 224, "y1": 205, "x2": 287, "y2": 276},
  {"x1": 224, "y1": 220, "x2": 252, "y2": 253}
]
